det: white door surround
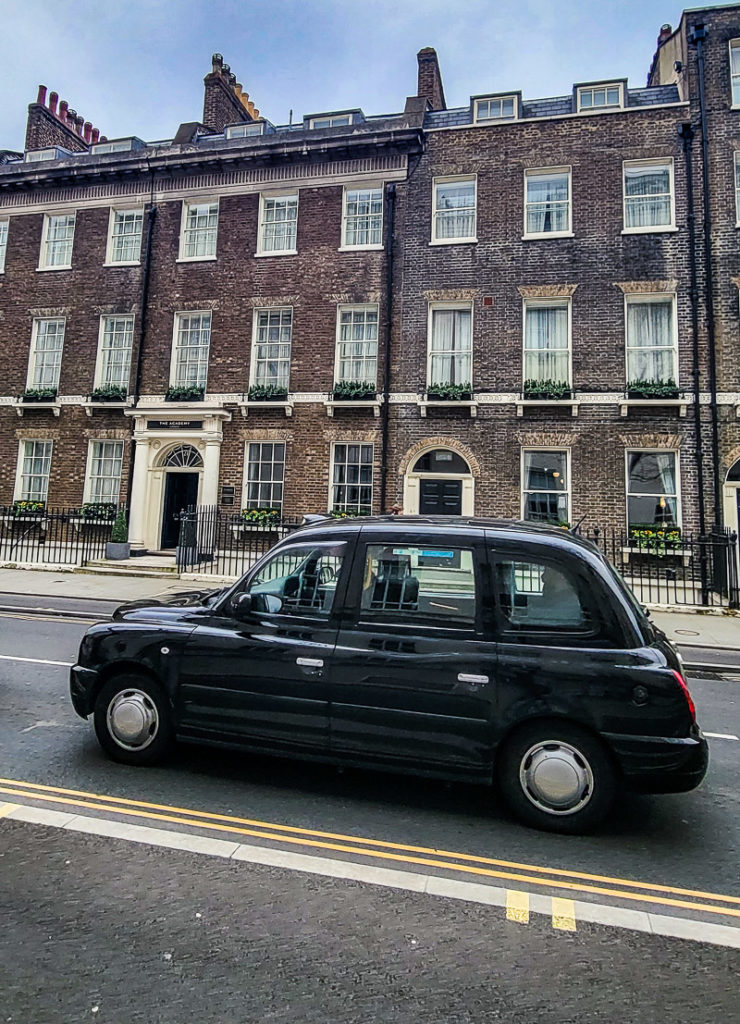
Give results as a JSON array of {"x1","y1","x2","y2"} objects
[{"x1": 403, "y1": 445, "x2": 475, "y2": 515}]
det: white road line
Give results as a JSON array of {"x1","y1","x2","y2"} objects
[
  {"x1": 0, "y1": 654, "x2": 72, "y2": 667},
  {"x1": 3, "y1": 804, "x2": 740, "y2": 951},
  {"x1": 704, "y1": 732, "x2": 739, "y2": 741}
]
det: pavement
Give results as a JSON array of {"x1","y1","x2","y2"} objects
[{"x1": 0, "y1": 565, "x2": 739, "y2": 652}]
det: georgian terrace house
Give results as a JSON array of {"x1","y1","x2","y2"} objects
[{"x1": 2, "y1": 4, "x2": 740, "y2": 555}]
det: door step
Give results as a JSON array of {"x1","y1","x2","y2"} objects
[
  {"x1": 74, "y1": 565, "x2": 181, "y2": 579},
  {"x1": 85, "y1": 557, "x2": 179, "y2": 574}
]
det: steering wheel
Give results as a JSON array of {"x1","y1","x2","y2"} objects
[{"x1": 319, "y1": 564, "x2": 336, "y2": 585}]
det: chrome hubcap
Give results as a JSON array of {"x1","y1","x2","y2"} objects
[
  {"x1": 519, "y1": 740, "x2": 594, "y2": 816},
  {"x1": 106, "y1": 689, "x2": 159, "y2": 751}
]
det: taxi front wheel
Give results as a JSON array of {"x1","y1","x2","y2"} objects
[
  {"x1": 498, "y1": 720, "x2": 617, "y2": 834},
  {"x1": 93, "y1": 674, "x2": 174, "y2": 766}
]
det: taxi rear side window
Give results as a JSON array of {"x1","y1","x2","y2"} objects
[{"x1": 360, "y1": 545, "x2": 477, "y2": 626}]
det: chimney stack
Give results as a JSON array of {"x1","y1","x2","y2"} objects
[
  {"x1": 202, "y1": 52, "x2": 262, "y2": 132},
  {"x1": 25, "y1": 86, "x2": 105, "y2": 153},
  {"x1": 416, "y1": 47, "x2": 446, "y2": 111}
]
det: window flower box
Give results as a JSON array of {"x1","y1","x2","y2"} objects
[
  {"x1": 164, "y1": 384, "x2": 205, "y2": 402},
  {"x1": 21, "y1": 388, "x2": 58, "y2": 403},
  {"x1": 90, "y1": 385, "x2": 128, "y2": 402},
  {"x1": 418, "y1": 382, "x2": 477, "y2": 417},
  {"x1": 231, "y1": 508, "x2": 286, "y2": 539},
  {"x1": 325, "y1": 382, "x2": 382, "y2": 417},
  {"x1": 620, "y1": 381, "x2": 687, "y2": 417},
  {"x1": 522, "y1": 379, "x2": 572, "y2": 401},
  {"x1": 239, "y1": 386, "x2": 293, "y2": 417}
]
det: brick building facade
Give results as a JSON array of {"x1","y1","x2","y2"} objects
[{"x1": 1, "y1": 6, "x2": 740, "y2": 553}]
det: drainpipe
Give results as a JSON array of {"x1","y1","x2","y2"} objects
[
  {"x1": 678, "y1": 122, "x2": 707, "y2": 539},
  {"x1": 687, "y1": 23, "x2": 722, "y2": 526},
  {"x1": 379, "y1": 182, "x2": 396, "y2": 513},
  {"x1": 125, "y1": 200, "x2": 157, "y2": 518}
]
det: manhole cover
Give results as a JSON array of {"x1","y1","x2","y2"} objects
[{"x1": 675, "y1": 629, "x2": 700, "y2": 636}]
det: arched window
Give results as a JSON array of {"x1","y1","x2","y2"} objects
[
  {"x1": 162, "y1": 445, "x2": 203, "y2": 469},
  {"x1": 727, "y1": 458, "x2": 740, "y2": 482},
  {"x1": 412, "y1": 449, "x2": 470, "y2": 474}
]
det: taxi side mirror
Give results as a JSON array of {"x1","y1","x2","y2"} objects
[{"x1": 232, "y1": 593, "x2": 253, "y2": 621}]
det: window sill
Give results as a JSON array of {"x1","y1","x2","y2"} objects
[
  {"x1": 337, "y1": 244, "x2": 385, "y2": 252},
  {"x1": 516, "y1": 398, "x2": 580, "y2": 417},
  {"x1": 103, "y1": 261, "x2": 142, "y2": 268},
  {"x1": 253, "y1": 250, "x2": 298, "y2": 258},
  {"x1": 15, "y1": 399, "x2": 61, "y2": 417},
  {"x1": 417, "y1": 395, "x2": 478, "y2": 417},
  {"x1": 175, "y1": 255, "x2": 218, "y2": 263},
  {"x1": 82, "y1": 398, "x2": 134, "y2": 416},
  {"x1": 621, "y1": 545, "x2": 690, "y2": 564},
  {"x1": 324, "y1": 396, "x2": 383, "y2": 417},
  {"x1": 521, "y1": 232, "x2": 574, "y2": 241},
  {"x1": 620, "y1": 227, "x2": 678, "y2": 235},
  {"x1": 619, "y1": 397, "x2": 688, "y2": 417},
  {"x1": 238, "y1": 399, "x2": 294, "y2": 417},
  {"x1": 429, "y1": 238, "x2": 478, "y2": 246},
  {"x1": 36, "y1": 265, "x2": 72, "y2": 272}
]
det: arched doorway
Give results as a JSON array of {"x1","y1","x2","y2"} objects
[
  {"x1": 159, "y1": 444, "x2": 204, "y2": 548},
  {"x1": 723, "y1": 457, "x2": 740, "y2": 536},
  {"x1": 404, "y1": 447, "x2": 474, "y2": 515}
]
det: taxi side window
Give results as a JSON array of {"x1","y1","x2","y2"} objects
[
  {"x1": 245, "y1": 543, "x2": 345, "y2": 617},
  {"x1": 360, "y1": 545, "x2": 477, "y2": 625},
  {"x1": 494, "y1": 558, "x2": 596, "y2": 634}
]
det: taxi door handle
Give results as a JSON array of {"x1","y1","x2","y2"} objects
[
  {"x1": 297, "y1": 657, "x2": 324, "y2": 669},
  {"x1": 458, "y1": 673, "x2": 489, "y2": 687}
]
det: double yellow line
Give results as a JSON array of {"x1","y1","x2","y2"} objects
[{"x1": 1, "y1": 775, "x2": 739, "y2": 923}]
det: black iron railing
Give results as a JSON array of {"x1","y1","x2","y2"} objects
[
  {"x1": 578, "y1": 526, "x2": 739, "y2": 608},
  {"x1": 0, "y1": 505, "x2": 122, "y2": 566},
  {"x1": 176, "y1": 506, "x2": 302, "y2": 576}
]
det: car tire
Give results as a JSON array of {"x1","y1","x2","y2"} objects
[
  {"x1": 498, "y1": 719, "x2": 617, "y2": 834},
  {"x1": 93, "y1": 674, "x2": 174, "y2": 766}
]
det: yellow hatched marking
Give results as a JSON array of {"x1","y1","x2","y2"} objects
[
  {"x1": 552, "y1": 897, "x2": 576, "y2": 931},
  {"x1": 0, "y1": 803, "x2": 19, "y2": 818},
  {"x1": 506, "y1": 889, "x2": 530, "y2": 924}
]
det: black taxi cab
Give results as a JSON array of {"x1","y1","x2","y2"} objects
[{"x1": 69, "y1": 516, "x2": 708, "y2": 832}]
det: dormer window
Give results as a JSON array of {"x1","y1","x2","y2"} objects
[
  {"x1": 473, "y1": 95, "x2": 518, "y2": 123},
  {"x1": 90, "y1": 139, "x2": 134, "y2": 154},
  {"x1": 25, "y1": 148, "x2": 61, "y2": 162},
  {"x1": 577, "y1": 83, "x2": 624, "y2": 111},
  {"x1": 226, "y1": 122, "x2": 265, "y2": 139},
  {"x1": 309, "y1": 114, "x2": 353, "y2": 129}
]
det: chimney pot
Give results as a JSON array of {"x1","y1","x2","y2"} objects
[
  {"x1": 222, "y1": 63, "x2": 230, "y2": 74},
  {"x1": 83, "y1": 121, "x2": 92, "y2": 142},
  {"x1": 36, "y1": 85, "x2": 47, "y2": 105},
  {"x1": 48, "y1": 91, "x2": 58, "y2": 114},
  {"x1": 59, "y1": 100, "x2": 68, "y2": 119},
  {"x1": 99, "y1": 136, "x2": 108, "y2": 143},
  {"x1": 658, "y1": 23, "x2": 672, "y2": 45},
  {"x1": 74, "y1": 114, "x2": 84, "y2": 135},
  {"x1": 212, "y1": 53, "x2": 223, "y2": 71},
  {"x1": 67, "y1": 108, "x2": 77, "y2": 128},
  {"x1": 91, "y1": 128, "x2": 100, "y2": 143}
]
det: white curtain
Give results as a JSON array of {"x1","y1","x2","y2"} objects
[
  {"x1": 430, "y1": 310, "x2": 471, "y2": 383},
  {"x1": 524, "y1": 306, "x2": 568, "y2": 382},
  {"x1": 626, "y1": 302, "x2": 674, "y2": 381},
  {"x1": 624, "y1": 167, "x2": 670, "y2": 228}
]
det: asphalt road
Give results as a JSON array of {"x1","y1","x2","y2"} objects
[{"x1": 2, "y1": 608, "x2": 740, "y2": 1021}]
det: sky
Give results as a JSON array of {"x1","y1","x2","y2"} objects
[{"x1": 0, "y1": 0, "x2": 714, "y2": 150}]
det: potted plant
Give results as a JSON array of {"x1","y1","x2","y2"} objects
[
  {"x1": 629, "y1": 524, "x2": 681, "y2": 554},
  {"x1": 523, "y1": 379, "x2": 572, "y2": 400},
  {"x1": 247, "y1": 384, "x2": 289, "y2": 401},
  {"x1": 78, "y1": 502, "x2": 118, "y2": 523},
  {"x1": 20, "y1": 387, "x2": 57, "y2": 403},
  {"x1": 90, "y1": 384, "x2": 128, "y2": 402},
  {"x1": 164, "y1": 384, "x2": 205, "y2": 402},
  {"x1": 626, "y1": 379, "x2": 680, "y2": 400},
  {"x1": 330, "y1": 509, "x2": 371, "y2": 518},
  {"x1": 9, "y1": 500, "x2": 45, "y2": 520},
  {"x1": 332, "y1": 380, "x2": 376, "y2": 401},
  {"x1": 426, "y1": 382, "x2": 472, "y2": 401},
  {"x1": 105, "y1": 508, "x2": 130, "y2": 559}
]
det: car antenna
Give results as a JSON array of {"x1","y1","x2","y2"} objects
[{"x1": 570, "y1": 513, "x2": 588, "y2": 534}]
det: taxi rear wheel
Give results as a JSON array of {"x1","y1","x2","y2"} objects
[
  {"x1": 93, "y1": 674, "x2": 174, "y2": 766},
  {"x1": 498, "y1": 720, "x2": 617, "y2": 834}
]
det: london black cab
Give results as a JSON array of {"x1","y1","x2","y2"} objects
[{"x1": 69, "y1": 517, "x2": 708, "y2": 832}]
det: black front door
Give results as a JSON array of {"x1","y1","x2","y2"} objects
[
  {"x1": 161, "y1": 472, "x2": 199, "y2": 548},
  {"x1": 419, "y1": 478, "x2": 462, "y2": 515}
]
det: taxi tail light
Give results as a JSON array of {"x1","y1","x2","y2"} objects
[{"x1": 671, "y1": 670, "x2": 696, "y2": 724}]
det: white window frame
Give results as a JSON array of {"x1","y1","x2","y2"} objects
[
  {"x1": 340, "y1": 184, "x2": 384, "y2": 251},
  {"x1": 38, "y1": 212, "x2": 76, "y2": 270},
  {"x1": 426, "y1": 301, "x2": 474, "y2": 388},
  {"x1": 25, "y1": 149, "x2": 57, "y2": 163},
  {"x1": 523, "y1": 167, "x2": 572, "y2": 239},
  {"x1": 91, "y1": 140, "x2": 133, "y2": 155},
  {"x1": 730, "y1": 39, "x2": 740, "y2": 107},
  {"x1": 622, "y1": 158, "x2": 676, "y2": 234},
  {"x1": 473, "y1": 95, "x2": 518, "y2": 123},
  {"x1": 256, "y1": 193, "x2": 299, "y2": 256},
  {"x1": 309, "y1": 114, "x2": 353, "y2": 129},
  {"x1": 520, "y1": 447, "x2": 571, "y2": 525},
  {"x1": 522, "y1": 298, "x2": 572, "y2": 387},
  {"x1": 14, "y1": 439, "x2": 53, "y2": 503},
  {"x1": 177, "y1": 199, "x2": 219, "y2": 262},
  {"x1": 431, "y1": 175, "x2": 477, "y2": 245},
  {"x1": 94, "y1": 315, "x2": 135, "y2": 390},
  {"x1": 225, "y1": 122, "x2": 265, "y2": 139},
  {"x1": 83, "y1": 440, "x2": 125, "y2": 504},
  {"x1": 734, "y1": 152, "x2": 740, "y2": 226},
  {"x1": 104, "y1": 207, "x2": 144, "y2": 266},
  {"x1": 625, "y1": 448, "x2": 682, "y2": 531},
  {"x1": 0, "y1": 217, "x2": 8, "y2": 273},
  {"x1": 576, "y1": 83, "x2": 624, "y2": 112},
  {"x1": 250, "y1": 307, "x2": 293, "y2": 389},
  {"x1": 624, "y1": 293, "x2": 679, "y2": 386},
  {"x1": 334, "y1": 304, "x2": 379, "y2": 385},
  {"x1": 169, "y1": 310, "x2": 212, "y2": 389},
  {"x1": 329, "y1": 442, "x2": 374, "y2": 515},
  {"x1": 242, "y1": 440, "x2": 286, "y2": 511},
  {"x1": 27, "y1": 317, "x2": 66, "y2": 390}
]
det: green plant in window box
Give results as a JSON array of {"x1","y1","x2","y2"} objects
[
  {"x1": 523, "y1": 379, "x2": 572, "y2": 400},
  {"x1": 21, "y1": 387, "x2": 57, "y2": 402},
  {"x1": 629, "y1": 524, "x2": 681, "y2": 553},
  {"x1": 10, "y1": 500, "x2": 45, "y2": 517},
  {"x1": 164, "y1": 384, "x2": 205, "y2": 402},
  {"x1": 239, "y1": 507, "x2": 281, "y2": 526},
  {"x1": 247, "y1": 384, "x2": 289, "y2": 401},
  {"x1": 332, "y1": 380, "x2": 376, "y2": 401},
  {"x1": 426, "y1": 382, "x2": 472, "y2": 401},
  {"x1": 330, "y1": 508, "x2": 371, "y2": 518},
  {"x1": 626, "y1": 379, "x2": 679, "y2": 400},
  {"x1": 90, "y1": 384, "x2": 128, "y2": 402},
  {"x1": 79, "y1": 502, "x2": 118, "y2": 521}
]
